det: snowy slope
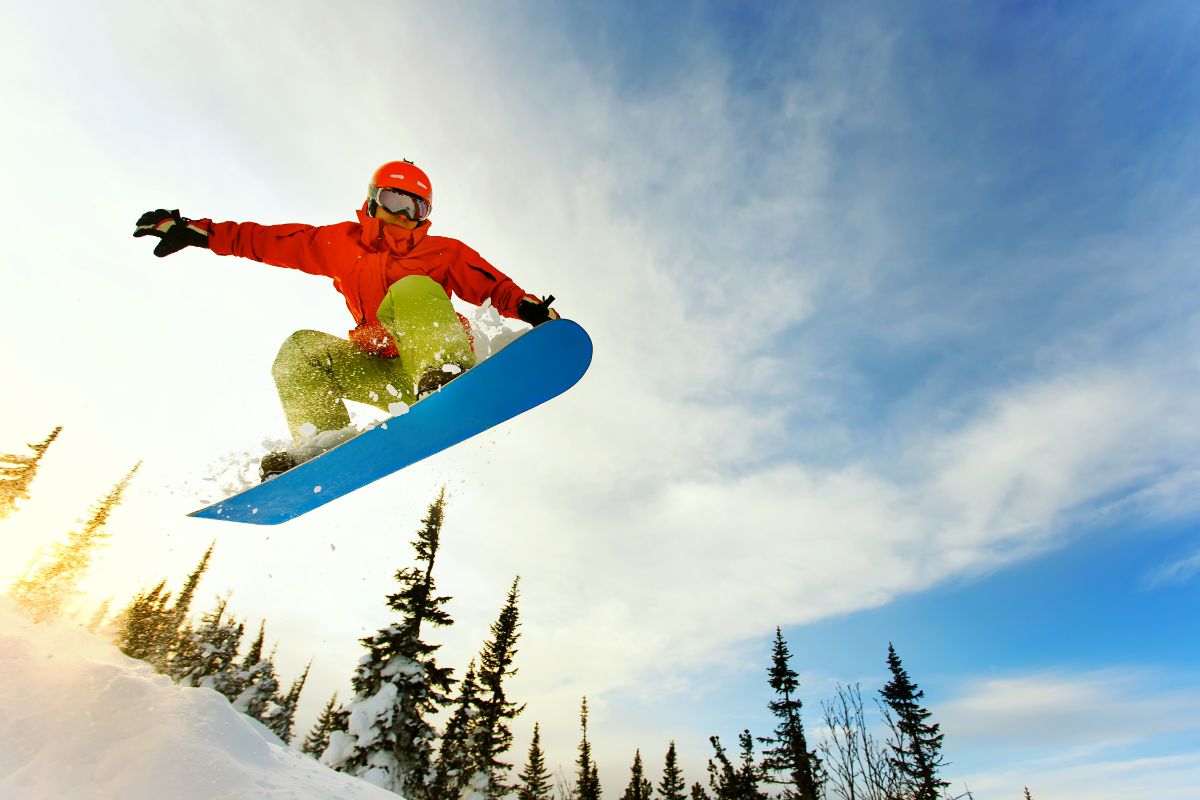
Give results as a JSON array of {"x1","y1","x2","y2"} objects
[{"x1": 0, "y1": 601, "x2": 400, "y2": 800}]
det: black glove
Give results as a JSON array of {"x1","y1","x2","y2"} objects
[
  {"x1": 517, "y1": 294, "x2": 560, "y2": 327},
  {"x1": 133, "y1": 209, "x2": 210, "y2": 257}
]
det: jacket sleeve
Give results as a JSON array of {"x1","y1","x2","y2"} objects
[
  {"x1": 444, "y1": 241, "x2": 529, "y2": 319},
  {"x1": 199, "y1": 219, "x2": 341, "y2": 278}
]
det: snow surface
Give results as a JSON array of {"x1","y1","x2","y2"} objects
[{"x1": 0, "y1": 601, "x2": 402, "y2": 800}]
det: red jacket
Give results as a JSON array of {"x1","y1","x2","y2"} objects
[{"x1": 200, "y1": 205, "x2": 529, "y2": 356}]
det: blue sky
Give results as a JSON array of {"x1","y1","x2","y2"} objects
[{"x1": 1, "y1": 1, "x2": 1199, "y2": 798}]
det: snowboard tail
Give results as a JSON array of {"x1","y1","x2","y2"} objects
[{"x1": 190, "y1": 319, "x2": 592, "y2": 525}]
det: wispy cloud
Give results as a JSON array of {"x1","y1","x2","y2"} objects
[{"x1": 1146, "y1": 548, "x2": 1200, "y2": 588}]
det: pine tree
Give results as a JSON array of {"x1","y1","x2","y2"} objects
[
  {"x1": 707, "y1": 732, "x2": 767, "y2": 800},
  {"x1": 659, "y1": 741, "x2": 688, "y2": 800},
  {"x1": 430, "y1": 659, "x2": 482, "y2": 800},
  {"x1": 1024, "y1": 788, "x2": 1034, "y2": 800},
  {"x1": 517, "y1": 722, "x2": 554, "y2": 800},
  {"x1": 114, "y1": 579, "x2": 174, "y2": 662},
  {"x1": 0, "y1": 426, "x2": 61, "y2": 518},
  {"x1": 879, "y1": 644, "x2": 949, "y2": 800},
  {"x1": 169, "y1": 596, "x2": 244, "y2": 694},
  {"x1": 231, "y1": 622, "x2": 281, "y2": 724},
  {"x1": 303, "y1": 692, "x2": 343, "y2": 758},
  {"x1": 148, "y1": 542, "x2": 216, "y2": 673},
  {"x1": 160, "y1": 543, "x2": 214, "y2": 659},
  {"x1": 690, "y1": 783, "x2": 712, "y2": 800},
  {"x1": 113, "y1": 544, "x2": 217, "y2": 674},
  {"x1": 9, "y1": 462, "x2": 139, "y2": 622},
  {"x1": 324, "y1": 489, "x2": 456, "y2": 797},
  {"x1": 465, "y1": 576, "x2": 526, "y2": 798},
  {"x1": 620, "y1": 750, "x2": 654, "y2": 800},
  {"x1": 264, "y1": 661, "x2": 310, "y2": 744},
  {"x1": 576, "y1": 697, "x2": 602, "y2": 800},
  {"x1": 760, "y1": 628, "x2": 823, "y2": 800}
]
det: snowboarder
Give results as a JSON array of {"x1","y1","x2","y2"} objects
[{"x1": 134, "y1": 160, "x2": 559, "y2": 479}]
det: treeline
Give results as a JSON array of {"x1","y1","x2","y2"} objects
[
  {"x1": 110, "y1": 544, "x2": 312, "y2": 743},
  {"x1": 566, "y1": 635, "x2": 988, "y2": 800},
  {"x1": 2, "y1": 428, "x2": 1038, "y2": 799}
]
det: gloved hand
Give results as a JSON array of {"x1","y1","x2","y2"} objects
[
  {"x1": 517, "y1": 294, "x2": 560, "y2": 327},
  {"x1": 133, "y1": 209, "x2": 209, "y2": 257}
]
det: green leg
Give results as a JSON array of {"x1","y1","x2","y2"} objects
[
  {"x1": 271, "y1": 329, "x2": 413, "y2": 438},
  {"x1": 376, "y1": 275, "x2": 476, "y2": 396}
]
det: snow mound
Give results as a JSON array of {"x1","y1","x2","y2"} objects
[{"x1": 0, "y1": 602, "x2": 400, "y2": 800}]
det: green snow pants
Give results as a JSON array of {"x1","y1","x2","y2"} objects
[{"x1": 271, "y1": 275, "x2": 477, "y2": 438}]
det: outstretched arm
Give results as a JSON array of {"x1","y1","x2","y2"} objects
[{"x1": 133, "y1": 210, "x2": 339, "y2": 278}]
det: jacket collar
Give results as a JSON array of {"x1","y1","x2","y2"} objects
[{"x1": 356, "y1": 203, "x2": 430, "y2": 255}]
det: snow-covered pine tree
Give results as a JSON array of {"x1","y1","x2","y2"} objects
[
  {"x1": 760, "y1": 628, "x2": 823, "y2": 800},
  {"x1": 8, "y1": 462, "x2": 139, "y2": 622},
  {"x1": 168, "y1": 595, "x2": 244, "y2": 694},
  {"x1": 231, "y1": 622, "x2": 282, "y2": 724},
  {"x1": 575, "y1": 697, "x2": 601, "y2": 800},
  {"x1": 659, "y1": 741, "x2": 687, "y2": 800},
  {"x1": 879, "y1": 643, "x2": 949, "y2": 800},
  {"x1": 430, "y1": 658, "x2": 482, "y2": 800},
  {"x1": 463, "y1": 576, "x2": 526, "y2": 799},
  {"x1": 706, "y1": 732, "x2": 767, "y2": 800},
  {"x1": 516, "y1": 722, "x2": 553, "y2": 800},
  {"x1": 322, "y1": 489, "x2": 456, "y2": 798},
  {"x1": 264, "y1": 660, "x2": 310, "y2": 744},
  {"x1": 620, "y1": 750, "x2": 654, "y2": 800},
  {"x1": 303, "y1": 692, "x2": 343, "y2": 758},
  {"x1": 0, "y1": 425, "x2": 61, "y2": 518}
]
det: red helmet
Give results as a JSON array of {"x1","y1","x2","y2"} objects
[{"x1": 369, "y1": 160, "x2": 432, "y2": 204}]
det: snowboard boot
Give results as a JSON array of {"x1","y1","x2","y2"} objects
[
  {"x1": 259, "y1": 424, "x2": 365, "y2": 482},
  {"x1": 259, "y1": 450, "x2": 299, "y2": 482},
  {"x1": 417, "y1": 362, "x2": 468, "y2": 401}
]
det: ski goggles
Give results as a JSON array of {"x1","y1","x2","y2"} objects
[{"x1": 371, "y1": 186, "x2": 432, "y2": 222}]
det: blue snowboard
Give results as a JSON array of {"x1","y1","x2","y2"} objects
[{"x1": 190, "y1": 319, "x2": 592, "y2": 525}]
